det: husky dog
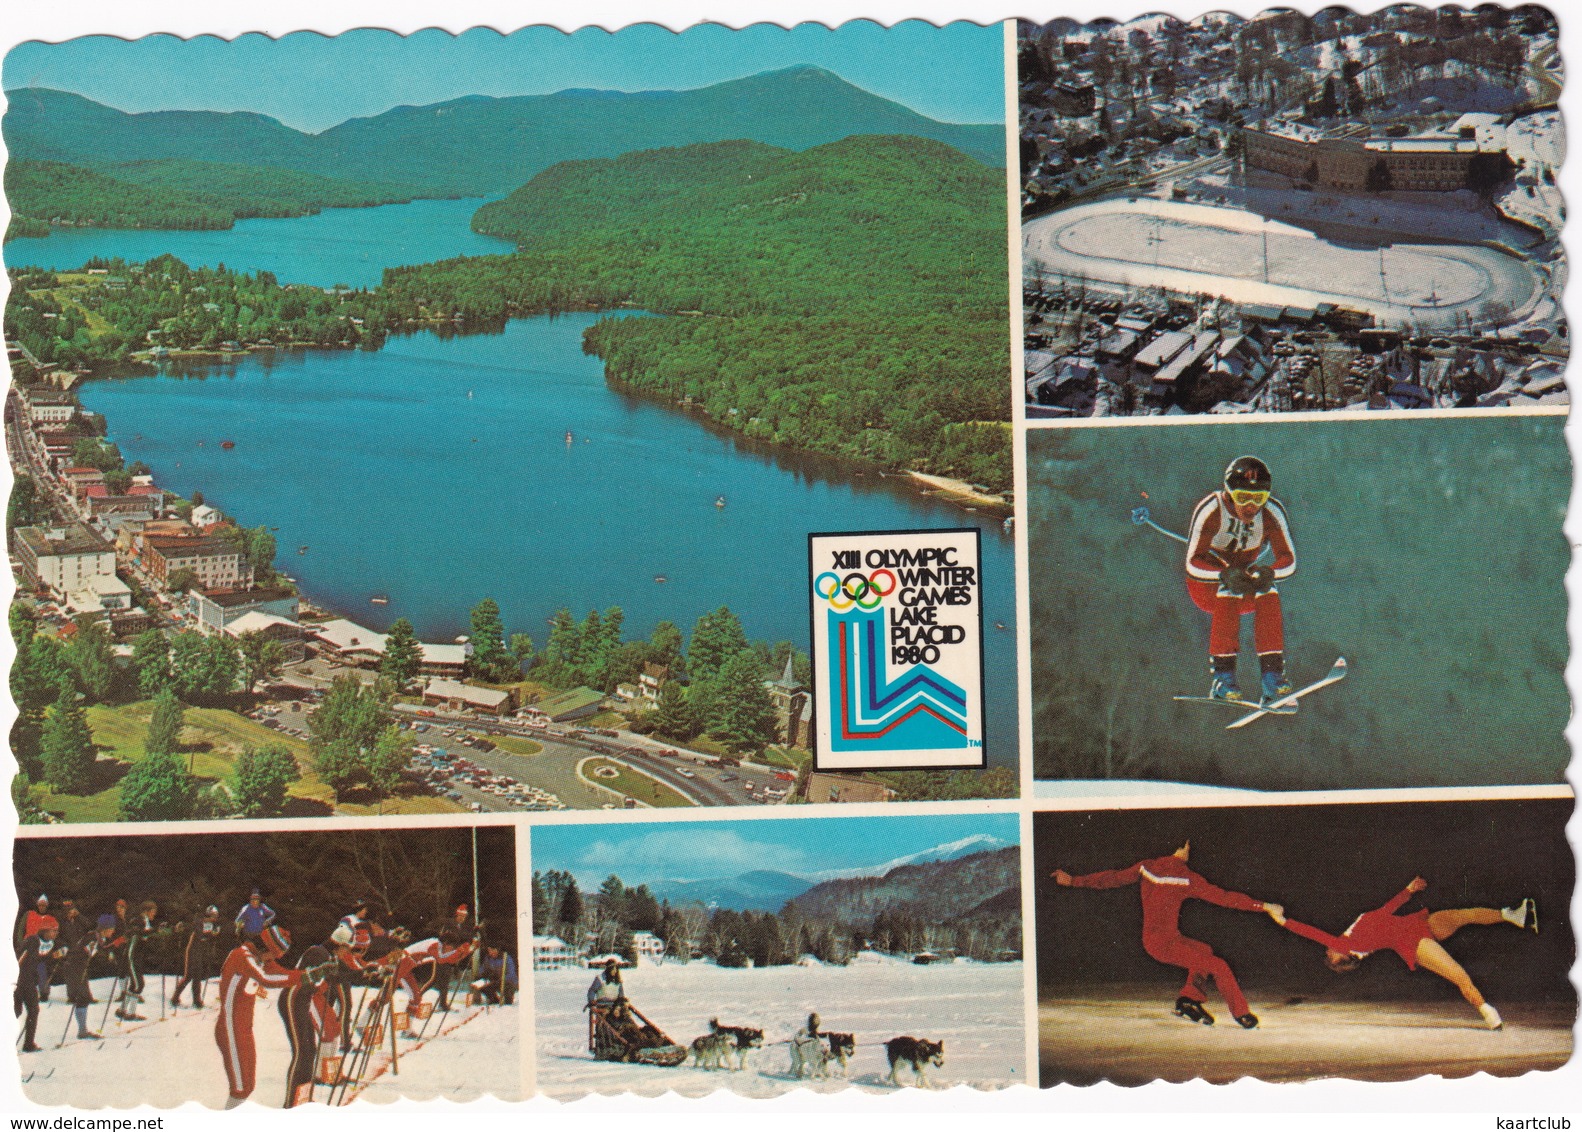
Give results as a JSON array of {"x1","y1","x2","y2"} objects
[
  {"x1": 884, "y1": 1036, "x2": 944, "y2": 1088},
  {"x1": 822, "y1": 1032, "x2": 856, "y2": 1078},
  {"x1": 708, "y1": 1018, "x2": 765, "y2": 1071},
  {"x1": 690, "y1": 1031, "x2": 734, "y2": 1071}
]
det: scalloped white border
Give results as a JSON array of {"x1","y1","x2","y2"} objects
[{"x1": 0, "y1": 1, "x2": 1575, "y2": 1125}]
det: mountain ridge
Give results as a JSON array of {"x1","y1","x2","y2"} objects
[{"x1": 4, "y1": 68, "x2": 1003, "y2": 198}]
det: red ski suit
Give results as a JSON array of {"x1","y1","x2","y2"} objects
[
  {"x1": 1281, "y1": 883, "x2": 1431, "y2": 969},
  {"x1": 397, "y1": 937, "x2": 473, "y2": 1000},
  {"x1": 215, "y1": 944, "x2": 303, "y2": 1102},
  {"x1": 1068, "y1": 854, "x2": 1265, "y2": 1016},
  {"x1": 1185, "y1": 492, "x2": 1296, "y2": 659}
]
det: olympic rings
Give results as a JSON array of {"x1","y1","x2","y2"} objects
[{"x1": 814, "y1": 569, "x2": 897, "y2": 610}]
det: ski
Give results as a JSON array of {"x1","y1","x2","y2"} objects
[
  {"x1": 1172, "y1": 695, "x2": 1296, "y2": 715},
  {"x1": 1224, "y1": 658, "x2": 1348, "y2": 731}
]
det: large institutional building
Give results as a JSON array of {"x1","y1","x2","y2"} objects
[{"x1": 1241, "y1": 119, "x2": 1507, "y2": 193}]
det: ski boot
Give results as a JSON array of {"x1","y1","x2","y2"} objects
[
  {"x1": 1236, "y1": 1013, "x2": 1260, "y2": 1030},
  {"x1": 77, "y1": 1031, "x2": 102, "y2": 1041},
  {"x1": 1173, "y1": 996, "x2": 1215, "y2": 1026},
  {"x1": 115, "y1": 1008, "x2": 144, "y2": 1022},
  {"x1": 21, "y1": 1043, "x2": 42, "y2": 1053},
  {"x1": 1260, "y1": 671, "x2": 1294, "y2": 707},
  {"x1": 1210, "y1": 672, "x2": 1244, "y2": 704}
]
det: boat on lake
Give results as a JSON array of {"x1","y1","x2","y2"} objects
[
  {"x1": 220, "y1": 440, "x2": 235, "y2": 449},
  {"x1": 370, "y1": 594, "x2": 390, "y2": 605}
]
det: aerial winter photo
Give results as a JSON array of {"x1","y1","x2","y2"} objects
[
  {"x1": 1034, "y1": 799, "x2": 1575, "y2": 1085},
  {"x1": 1019, "y1": 6, "x2": 1566, "y2": 417},
  {"x1": 1025, "y1": 415, "x2": 1569, "y2": 793},
  {"x1": 13, "y1": 825, "x2": 520, "y2": 1108},
  {"x1": 2, "y1": 21, "x2": 1021, "y2": 824},
  {"x1": 530, "y1": 812, "x2": 1026, "y2": 1097}
]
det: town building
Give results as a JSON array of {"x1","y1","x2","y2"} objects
[
  {"x1": 804, "y1": 772, "x2": 898, "y2": 805},
  {"x1": 20, "y1": 386, "x2": 77, "y2": 426},
  {"x1": 222, "y1": 610, "x2": 307, "y2": 663},
  {"x1": 524, "y1": 687, "x2": 605, "y2": 723},
  {"x1": 305, "y1": 618, "x2": 466, "y2": 675},
  {"x1": 629, "y1": 931, "x2": 666, "y2": 966},
  {"x1": 422, "y1": 677, "x2": 515, "y2": 716},
  {"x1": 141, "y1": 534, "x2": 252, "y2": 591},
  {"x1": 764, "y1": 655, "x2": 811, "y2": 750},
  {"x1": 1241, "y1": 119, "x2": 1509, "y2": 193},
  {"x1": 637, "y1": 663, "x2": 671, "y2": 705},
  {"x1": 65, "y1": 573, "x2": 135, "y2": 617},
  {"x1": 14, "y1": 523, "x2": 118, "y2": 602},
  {"x1": 531, "y1": 936, "x2": 578, "y2": 971}
]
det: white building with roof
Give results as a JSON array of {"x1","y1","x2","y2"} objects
[{"x1": 532, "y1": 936, "x2": 578, "y2": 970}]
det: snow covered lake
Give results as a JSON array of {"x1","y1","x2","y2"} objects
[
  {"x1": 534, "y1": 959, "x2": 1028, "y2": 1098},
  {"x1": 19, "y1": 977, "x2": 521, "y2": 1109}
]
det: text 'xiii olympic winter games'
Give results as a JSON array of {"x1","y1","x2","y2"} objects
[{"x1": 809, "y1": 530, "x2": 986, "y2": 771}]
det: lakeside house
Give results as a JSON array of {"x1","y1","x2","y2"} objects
[
  {"x1": 421, "y1": 677, "x2": 515, "y2": 716},
  {"x1": 630, "y1": 931, "x2": 666, "y2": 967},
  {"x1": 523, "y1": 687, "x2": 605, "y2": 723},
  {"x1": 307, "y1": 617, "x2": 467, "y2": 676}
]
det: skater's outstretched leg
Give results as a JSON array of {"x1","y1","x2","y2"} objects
[{"x1": 1414, "y1": 938, "x2": 1500, "y2": 1028}]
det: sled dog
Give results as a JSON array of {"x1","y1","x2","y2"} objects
[
  {"x1": 690, "y1": 1031, "x2": 734, "y2": 1071},
  {"x1": 708, "y1": 1018, "x2": 765, "y2": 1071},
  {"x1": 884, "y1": 1036, "x2": 944, "y2": 1088},
  {"x1": 793, "y1": 1030, "x2": 857, "y2": 1078}
]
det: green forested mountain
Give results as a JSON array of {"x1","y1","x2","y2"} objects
[
  {"x1": 7, "y1": 134, "x2": 1011, "y2": 489},
  {"x1": 392, "y1": 135, "x2": 1012, "y2": 489},
  {"x1": 4, "y1": 158, "x2": 423, "y2": 239},
  {"x1": 4, "y1": 68, "x2": 1003, "y2": 198}
]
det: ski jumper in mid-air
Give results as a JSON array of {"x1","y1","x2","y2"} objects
[
  {"x1": 1273, "y1": 876, "x2": 1539, "y2": 1030},
  {"x1": 1186, "y1": 456, "x2": 1296, "y2": 705},
  {"x1": 1052, "y1": 842, "x2": 1282, "y2": 1029}
]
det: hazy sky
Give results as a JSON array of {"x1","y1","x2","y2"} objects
[
  {"x1": 532, "y1": 813, "x2": 1017, "y2": 885},
  {"x1": 2, "y1": 21, "x2": 1004, "y2": 133}
]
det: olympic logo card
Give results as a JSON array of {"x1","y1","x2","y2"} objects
[{"x1": 808, "y1": 529, "x2": 986, "y2": 770}]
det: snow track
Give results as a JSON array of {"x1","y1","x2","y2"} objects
[
  {"x1": 19, "y1": 977, "x2": 520, "y2": 1108},
  {"x1": 535, "y1": 960, "x2": 1027, "y2": 1098}
]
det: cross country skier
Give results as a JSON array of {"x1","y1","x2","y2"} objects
[
  {"x1": 1272, "y1": 876, "x2": 1540, "y2": 1030},
  {"x1": 173, "y1": 906, "x2": 224, "y2": 1009},
  {"x1": 117, "y1": 900, "x2": 158, "y2": 1021},
  {"x1": 61, "y1": 917, "x2": 113, "y2": 1042},
  {"x1": 14, "y1": 919, "x2": 60, "y2": 1052},
  {"x1": 279, "y1": 941, "x2": 342, "y2": 1108},
  {"x1": 1186, "y1": 456, "x2": 1296, "y2": 705},
  {"x1": 215, "y1": 925, "x2": 313, "y2": 1109},
  {"x1": 396, "y1": 931, "x2": 475, "y2": 1033},
  {"x1": 479, "y1": 945, "x2": 516, "y2": 1006},
  {"x1": 1052, "y1": 841, "x2": 1283, "y2": 1028},
  {"x1": 20, "y1": 896, "x2": 54, "y2": 1001}
]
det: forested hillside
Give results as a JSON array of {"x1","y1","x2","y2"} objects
[
  {"x1": 394, "y1": 136, "x2": 1013, "y2": 490},
  {"x1": 787, "y1": 845, "x2": 1020, "y2": 925},
  {"x1": 4, "y1": 158, "x2": 423, "y2": 239}
]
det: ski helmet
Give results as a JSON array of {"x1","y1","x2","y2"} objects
[{"x1": 1224, "y1": 456, "x2": 1272, "y2": 495}]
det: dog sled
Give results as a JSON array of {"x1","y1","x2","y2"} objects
[{"x1": 587, "y1": 1000, "x2": 687, "y2": 1067}]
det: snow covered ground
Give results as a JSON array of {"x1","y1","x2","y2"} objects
[
  {"x1": 535, "y1": 959, "x2": 1027, "y2": 1098},
  {"x1": 1040, "y1": 990, "x2": 1573, "y2": 1086},
  {"x1": 1024, "y1": 197, "x2": 1543, "y2": 329},
  {"x1": 18, "y1": 977, "x2": 521, "y2": 1109}
]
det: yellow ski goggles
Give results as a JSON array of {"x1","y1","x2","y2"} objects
[{"x1": 1228, "y1": 489, "x2": 1270, "y2": 508}]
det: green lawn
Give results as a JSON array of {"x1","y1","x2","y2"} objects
[
  {"x1": 32, "y1": 700, "x2": 464, "y2": 823},
  {"x1": 579, "y1": 756, "x2": 693, "y2": 808},
  {"x1": 488, "y1": 733, "x2": 544, "y2": 757}
]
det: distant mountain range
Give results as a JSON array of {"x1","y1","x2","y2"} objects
[
  {"x1": 4, "y1": 67, "x2": 1004, "y2": 198},
  {"x1": 644, "y1": 835, "x2": 1017, "y2": 911}
]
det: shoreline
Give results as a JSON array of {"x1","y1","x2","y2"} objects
[{"x1": 906, "y1": 471, "x2": 1013, "y2": 513}]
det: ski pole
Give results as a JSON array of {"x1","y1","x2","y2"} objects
[
  {"x1": 97, "y1": 973, "x2": 120, "y2": 1035},
  {"x1": 55, "y1": 1001, "x2": 75, "y2": 1049},
  {"x1": 1130, "y1": 504, "x2": 1188, "y2": 544}
]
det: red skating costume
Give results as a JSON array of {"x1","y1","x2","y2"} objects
[
  {"x1": 1281, "y1": 882, "x2": 1431, "y2": 968},
  {"x1": 215, "y1": 936, "x2": 303, "y2": 1105},
  {"x1": 1185, "y1": 492, "x2": 1296, "y2": 660},
  {"x1": 1067, "y1": 854, "x2": 1268, "y2": 1019}
]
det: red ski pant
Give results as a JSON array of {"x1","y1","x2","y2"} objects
[
  {"x1": 216, "y1": 997, "x2": 259, "y2": 1100},
  {"x1": 1142, "y1": 930, "x2": 1251, "y2": 1018},
  {"x1": 1187, "y1": 579, "x2": 1283, "y2": 660}
]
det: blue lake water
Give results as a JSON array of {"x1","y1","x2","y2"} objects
[
  {"x1": 81, "y1": 316, "x2": 1018, "y2": 764},
  {"x1": 4, "y1": 198, "x2": 510, "y2": 289}
]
